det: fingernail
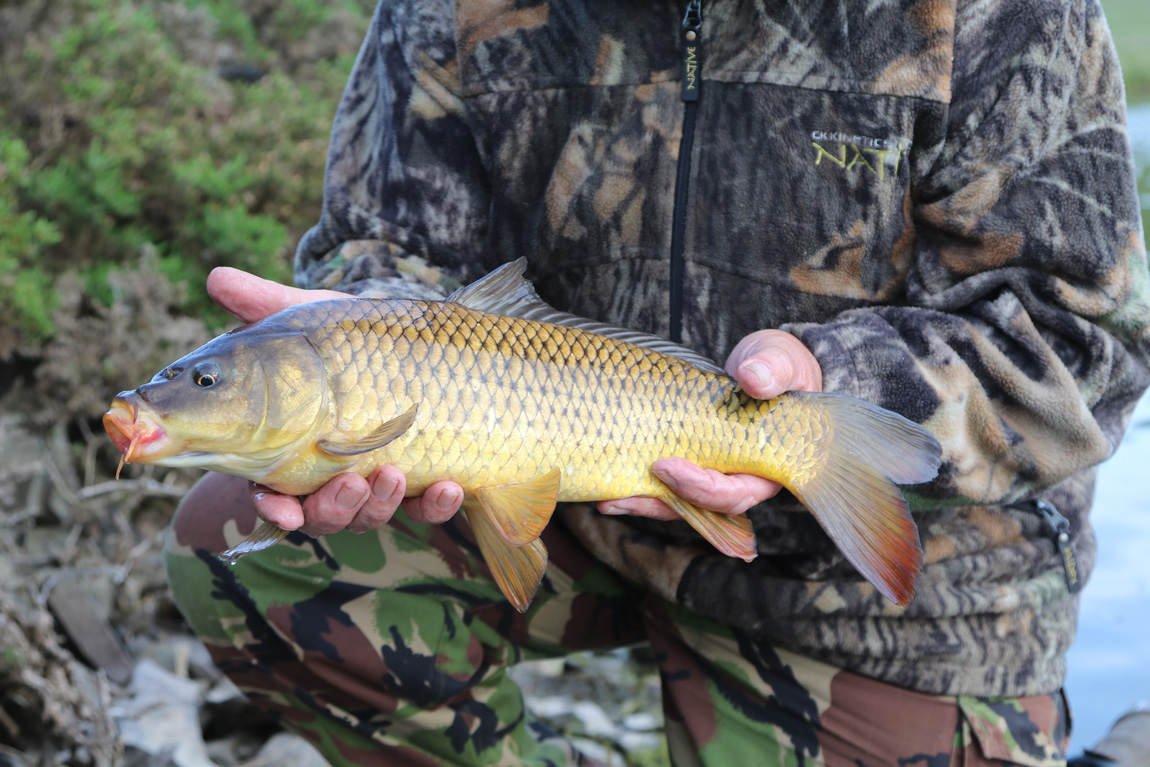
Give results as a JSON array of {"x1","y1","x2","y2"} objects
[
  {"x1": 372, "y1": 474, "x2": 399, "y2": 500},
  {"x1": 336, "y1": 484, "x2": 367, "y2": 510},
  {"x1": 601, "y1": 504, "x2": 628, "y2": 515},
  {"x1": 653, "y1": 469, "x2": 677, "y2": 489},
  {"x1": 436, "y1": 489, "x2": 460, "y2": 512},
  {"x1": 740, "y1": 361, "x2": 772, "y2": 391},
  {"x1": 252, "y1": 492, "x2": 268, "y2": 503}
]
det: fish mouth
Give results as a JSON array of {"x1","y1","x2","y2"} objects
[{"x1": 103, "y1": 394, "x2": 174, "y2": 476}]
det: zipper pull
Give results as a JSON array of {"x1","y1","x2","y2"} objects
[
  {"x1": 681, "y1": 0, "x2": 702, "y2": 102},
  {"x1": 1008, "y1": 499, "x2": 1083, "y2": 593}
]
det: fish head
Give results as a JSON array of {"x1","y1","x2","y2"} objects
[{"x1": 103, "y1": 323, "x2": 330, "y2": 481}]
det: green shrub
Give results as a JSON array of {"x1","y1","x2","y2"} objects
[
  {"x1": 0, "y1": 135, "x2": 63, "y2": 347},
  {"x1": 0, "y1": 0, "x2": 371, "y2": 420}
]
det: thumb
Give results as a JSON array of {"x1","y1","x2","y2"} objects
[
  {"x1": 725, "y1": 330, "x2": 822, "y2": 400},
  {"x1": 207, "y1": 267, "x2": 351, "y2": 324}
]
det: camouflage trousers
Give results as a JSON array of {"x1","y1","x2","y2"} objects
[{"x1": 164, "y1": 474, "x2": 1071, "y2": 767}]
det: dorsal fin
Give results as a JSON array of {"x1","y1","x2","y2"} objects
[{"x1": 449, "y1": 259, "x2": 727, "y2": 376}]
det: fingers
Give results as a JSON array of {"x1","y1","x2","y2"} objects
[
  {"x1": 207, "y1": 266, "x2": 352, "y2": 324},
  {"x1": 251, "y1": 483, "x2": 306, "y2": 530},
  {"x1": 724, "y1": 329, "x2": 823, "y2": 400},
  {"x1": 597, "y1": 496, "x2": 679, "y2": 520},
  {"x1": 299, "y1": 473, "x2": 372, "y2": 537},
  {"x1": 598, "y1": 457, "x2": 783, "y2": 521},
  {"x1": 249, "y1": 470, "x2": 465, "y2": 538},
  {"x1": 401, "y1": 482, "x2": 465, "y2": 524},
  {"x1": 651, "y1": 457, "x2": 782, "y2": 514},
  {"x1": 346, "y1": 467, "x2": 406, "y2": 533}
]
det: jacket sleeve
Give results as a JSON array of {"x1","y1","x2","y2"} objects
[
  {"x1": 294, "y1": 0, "x2": 489, "y2": 300},
  {"x1": 785, "y1": 0, "x2": 1150, "y2": 507}
]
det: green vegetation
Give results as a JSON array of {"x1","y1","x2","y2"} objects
[
  {"x1": 1101, "y1": 0, "x2": 1150, "y2": 255},
  {"x1": 1102, "y1": 0, "x2": 1150, "y2": 102},
  {"x1": 0, "y1": 0, "x2": 372, "y2": 422}
]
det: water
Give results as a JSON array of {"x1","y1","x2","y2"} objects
[{"x1": 1063, "y1": 100, "x2": 1150, "y2": 755}]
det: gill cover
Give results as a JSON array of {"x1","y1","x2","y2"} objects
[{"x1": 120, "y1": 322, "x2": 330, "y2": 473}]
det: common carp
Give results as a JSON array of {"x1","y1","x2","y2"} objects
[{"x1": 104, "y1": 259, "x2": 941, "y2": 610}]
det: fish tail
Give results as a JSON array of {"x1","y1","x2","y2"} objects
[{"x1": 782, "y1": 392, "x2": 942, "y2": 606}]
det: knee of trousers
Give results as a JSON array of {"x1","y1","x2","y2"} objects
[
  {"x1": 165, "y1": 471, "x2": 260, "y2": 557},
  {"x1": 162, "y1": 471, "x2": 264, "y2": 644},
  {"x1": 163, "y1": 470, "x2": 258, "y2": 609},
  {"x1": 162, "y1": 474, "x2": 511, "y2": 712}
]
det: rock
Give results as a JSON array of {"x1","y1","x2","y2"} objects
[
  {"x1": 112, "y1": 659, "x2": 214, "y2": 767},
  {"x1": 622, "y1": 712, "x2": 660, "y2": 732},
  {"x1": 569, "y1": 738, "x2": 615, "y2": 765},
  {"x1": 251, "y1": 732, "x2": 329, "y2": 767},
  {"x1": 571, "y1": 701, "x2": 616, "y2": 739},
  {"x1": 529, "y1": 696, "x2": 575, "y2": 719},
  {"x1": 204, "y1": 676, "x2": 244, "y2": 707},
  {"x1": 620, "y1": 731, "x2": 664, "y2": 753},
  {"x1": 47, "y1": 573, "x2": 133, "y2": 686}
]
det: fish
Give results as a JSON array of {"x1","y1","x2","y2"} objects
[{"x1": 104, "y1": 259, "x2": 942, "y2": 611}]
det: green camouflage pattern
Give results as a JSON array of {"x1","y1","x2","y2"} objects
[
  {"x1": 288, "y1": 0, "x2": 1150, "y2": 697},
  {"x1": 166, "y1": 473, "x2": 1071, "y2": 766}
]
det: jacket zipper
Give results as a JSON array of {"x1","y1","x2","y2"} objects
[
  {"x1": 1008, "y1": 499, "x2": 1083, "y2": 593},
  {"x1": 669, "y1": 0, "x2": 702, "y2": 344}
]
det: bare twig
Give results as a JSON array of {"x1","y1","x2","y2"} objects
[
  {"x1": 40, "y1": 454, "x2": 80, "y2": 523},
  {"x1": 78, "y1": 418, "x2": 99, "y2": 490},
  {"x1": 37, "y1": 566, "x2": 123, "y2": 606},
  {"x1": 95, "y1": 669, "x2": 125, "y2": 767},
  {"x1": 78, "y1": 478, "x2": 189, "y2": 500},
  {"x1": 114, "y1": 529, "x2": 166, "y2": 586},
  {"x1": 0, "y1": 704, "x2": 20, "y2": 738},
  {"x1": 58, "y1": 522, "x2": 84, "y2": 566}
]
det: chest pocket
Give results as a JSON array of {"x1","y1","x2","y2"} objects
[{"x1": 687, "y1": 85, "x2": 926, "y2": 305}]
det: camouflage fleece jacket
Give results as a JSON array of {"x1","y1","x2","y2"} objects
[{"x1": 293, "y1": 0, "x2": 1150, "y2": 697}]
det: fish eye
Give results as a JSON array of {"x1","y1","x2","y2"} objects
[{"x1": 192, "y1": 361, "x2": 222, "y2": 388}]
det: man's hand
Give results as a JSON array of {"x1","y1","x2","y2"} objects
[
  {"x1": 207, "y1": 267, "x2": 465, "y2": 535},
  {"x1": 597, "y1": 329, "x2": 823, "y2": 521}
]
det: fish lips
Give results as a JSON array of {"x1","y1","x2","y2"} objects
[{"x1": 103, "y1": 392, "x2": 176, "y2": 464}]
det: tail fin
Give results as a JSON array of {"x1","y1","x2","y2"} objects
[{"x1": 787, "y1": 392, "x2": 942, "y2": 607}]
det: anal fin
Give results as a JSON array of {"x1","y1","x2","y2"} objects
[
  {"x1": 660, "y1": 494, "x2": 757, "y2": 562},
  {"x1": 463, "y1": 499, "x2": 548, "y2": 612},
  {"x1": 475, "y1": 468, "x2": 561, "y2": 546}
]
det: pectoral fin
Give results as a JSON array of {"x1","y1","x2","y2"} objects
[
  {"x1": 218, "y1": 521, "x2": 290, "y2": 564},
  {"x1": 475, "y1": 468, "x2": 561, "y2": 546},
  {"x1": 318, "y1": 404, "x2": 418, "y2": 456},
  {"x1": 660, "y1": 494, "x2": 757, "y2": 563},
  {"x1": 463, "y1": 499, "x2": 548, "y2": 612}
]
